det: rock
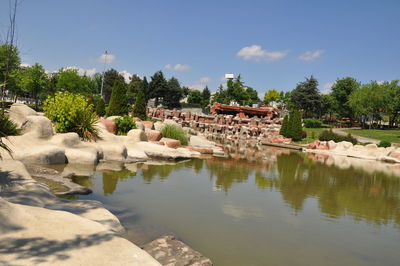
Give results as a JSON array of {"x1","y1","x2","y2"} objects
[
  {"x1": 13, "y1": 145, "x2": 66, "y2": 164},
  {"x1": 189, "y1": 136, "x2": 216, "y2": 148},
  {"x1": 8, "y1": 103, "x2": 37, "y2": 127},
  {"x1": 365, "y1": 143, "x2": 378, "y2": 150},
  {"x1": 97, "y1": 143, "x2": 127, "y2": 161},
  {"x1": 127, "y1": 129, "x2": 148, "y2": 143},
  {"x1": 126, "y1": 148, "x2": 149, "y2": 162},
  {"x1": 142, "y1": 235, "x2": 212, "y2": 266},
  {"x1": 21, "y1": 115, "x2": 54, "y2": 139},
  {"x1": 106, "y1": 115, "x2": 122, "y2": 121},
  {"x1": 327, "y1": 140, "x2": 336, "y2": 150},
  {"x1": 187, "y1": 146, "x2": 214, "y2": 154},
  {"x1": 154, "y1": 121, "x2": 165, "y2": 131},
  {"x1": 99, "y1": 119, "x2": 117, "y2": 134},
  {"x1": 133, "y1": 142, "x2": 193, "y2": 160},
  {"x1": 51, "y1": 133, "x2": 81, "y2": 147},
  {"x1": 307, "y1": 140, "x2": 319, "y2": 149},
  {"x1": 136, "y1": 121, "x2": 145, "y2": 131},
  {"x1": 160, "y1": 137, "x2": 181, "y2": 149},
  {"x1": 146, "y1": 130, "x2": 162, "y2": 141},
  {"x1": 65, "y1": 147, "x2": 100, "y2": 164},
  {"x1": 142, "y1": 121, "x2": 154, "y2": 129}
]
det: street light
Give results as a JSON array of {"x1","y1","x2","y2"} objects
[{"x1": 100, "y1": 50, "x2": 108, "y2": 100}]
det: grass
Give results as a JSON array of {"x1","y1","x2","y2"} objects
[
  {"x1": 343, "y1": 129, "x2": 400, "y2": 143},
  {"x1": 292, "y1": 127, "x2": 327, "y2": 145},
  {"x1": 161, "y1": 124, "x2": 189, "y2": 145}
]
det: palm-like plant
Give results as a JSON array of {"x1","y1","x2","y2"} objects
[
  {"x1": 0, "y1": 112, "x2": 19, "y2": 159},
  {"x1": 73, "y1": 111, "x2": 101, "y2": 142}
]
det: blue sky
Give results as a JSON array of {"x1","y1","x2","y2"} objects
[{"x1": 1, "y1": 0, "x2": 399, "y2": 95}]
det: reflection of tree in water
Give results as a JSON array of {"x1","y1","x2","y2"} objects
[
  {"x1": 258, "y1": 152, "x2": 400, "y2": 226},
  {"x1": 102, "y1": 169, "x2": 136, "y2": 195},
  {"x1": 141, "y1": 162, "x2": 188, "y2": 183}
]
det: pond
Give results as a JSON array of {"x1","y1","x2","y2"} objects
[{"x1": 71, "y1": 146, "x2": 400, "y2": 266}]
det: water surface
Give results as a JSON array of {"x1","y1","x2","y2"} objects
[{"x1": 73, "y1": 146, "x2": 400, "y2": 266}]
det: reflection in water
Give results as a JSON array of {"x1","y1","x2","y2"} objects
[{"x1": 87, "y1": 145, "x2": 400, "y2": 227}]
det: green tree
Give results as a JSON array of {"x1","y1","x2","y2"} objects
[
  {"x1": 187, "y1": 90, "x2": 202, "y2": 105},
  {"x1": 107, "y1": 80, "x2": 128, "y2": 116},
  {"x1": 15, "y1": 63, "x2": 47, "y2": 109},
  {"x1": 382, "y1": 80, "x2": 400, "y2": 127},
  {"x1": 280, "y1": 115, "x2": 289, "y2": 137},
  {"x1": 288, "y1": 110, "x2": 303, "y2": 141},
  {"x1": 331, "y1": 77, "x2": 360, "y2": 119},
  {"x1": 164, "y1": 77, "x2": 183, "y2": 108},
  {"x1": 142, "y1": 76, "x2": 150, "y2": 101},
  {"x1": 132, "y1": 88, "x2": 148, "y2": 120},
  {"x1": 264, "y1": 89, "x2": 280, "y2": 104},
  {"x1": 94, "y1": 95, "x2": 106, "y2": 116},
  {"x1": 321, "y1": 93, "x2": 335, "y2": 118},
  {"x1": 246, "y1": 87, "x2": 260, "y2": 104},
  {"x1": 0, "y1": 44, "x2": 20, "y2": 96},
  {"x1": 127, "y1": 74, "x2": 142, "y2": 104},
  {"x1": 291, "y1": 76, "x2": 322, "y2": 118},
  {"x1": 56, "y1": 68, "x2": 90, "y2": 94},
  {"x1": 201, "y1": 86, "x2": 211, "y2": 107},
  {"x1": 149, "y1": 71, "x2": 168, "y2": 106},
  {"x1": 103, "y1": 69, "x2": 125, "y2": 103}
]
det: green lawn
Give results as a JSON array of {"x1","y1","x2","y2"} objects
[
  {"x1": 293, "y1": 127, "x2": 327, "y2": 144},
  {"x1": 343, "y1": 129, "x2": 400, "y2": 143}
]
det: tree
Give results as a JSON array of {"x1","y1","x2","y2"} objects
[
  {"x1": 15, "y1": 63, "x2": 47, "y2": 109},
  {"x1": 291, "y1": 76, "x2": 322, "y2": 118},
  {"x1": 280, "y1": 115, "x2": 289, "y2": 137},
  {"x1": 107, "y1": 80, "x2": 128, "y2": 116},
  {"x1": 201, "y1": 86, "x2": 211, "y2": 107},
  {"x1": 288, "y1": 110, "x2": 303, "y2": 141},
  {"x1": 164, "y1": 77, "x2": 183, "y2": 108},
  {"x1": 264, "y1": 89, "x2": 280, "y2": 104},
  {"x1": 127, "y1": 74, "x2": 142, "y2": 104},
  {"x1": 246, "y1": 87, "x2": 260, "y2": 104},
  {"x1": 331, "y1": 77, "x2": 360, "y2": 119},
  {"x1": 56, "y1": 68, "x2": 90, "y2": 94},
  {"x1": 0, "y1": 44, "x2": 20, "y2": 96},
  {"x1": 132, "y1": 88, "x2": 147, "y2": 120},
  {"x1": 103, "y1": 69, "x2": 125, "y2": 103},
  {"x1": 142, "y1": 76, "x2": 149, "y2": 102},
  {"x1": 382, "y1": 80, "x2": 400, "y2": 127},
  {"x1": 94, "y1": 95, "x2": 106, "y2": 117},
  {"x1": 149, "y1": 71, "x2": 168, "y2": 106},
  {"x1": 321, "y1": 93, "x2": 335, "y2": 118},
  {"x1": 187, "y1": 90, "x2": 202, "y2": 105}
]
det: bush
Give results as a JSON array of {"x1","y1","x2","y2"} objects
[
  {"x1": 43, "y1": 92, "x2": 100, "y2": 141},
  {"x1": 318, "y1": 129, "x2": 357, "y2": 145},
  {"x1": 161, "y1": 124, "x2": 188, "y2": 145},
  {"x1": 94, "y1": 96, "x2": 106, "y2": 117},
  {"x1": 280, "y1": 115, "x2": 289, "y2": 137},
  {"x1": 288, "y1": 110, "x2": 303, "y2": 141},
  {"x1": 303, "y1": 118, "x2": 323, "y2": 128},
  {"x1": 132, "y1": 89, "x2": 147, "y2": 120},
  {"x1": 0, "y1": 112, "x2": 19, "y2": 159},
  {"x1": 107, "y1": 81, "x2": 128, "y2": 116},
  {"x1": 114, "y1": 115, "x2": 136, "y2": 135},
  {"x1": 378, "y1": 140, "x2": 391, "y2": 148}
]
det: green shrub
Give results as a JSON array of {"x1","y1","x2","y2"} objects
[
  {"x1": 0, "y1": 112, "x2": 19, "y2": 159},
  {"x1": 288, "y1": 110, "x2": 303, "y2": 141},
  {"x1": 114, "y1": 115, "x2": 136, "y2": 135},
  {"x1": 107, "y1": 81, "x2": 128, "y2": 116},
  {"x1": 94, "y1": 96, "x2": 106, "y2": 117},
  {"x1": 318, "y1": 129, "x2": 357, "y2": 145},
  {"x1": 161, "y1": 124, "x2": 188, "y2": 145},
  {"x1": 280, "y1": 115, "x2": 289, "y2": 137},
  {"x1": 132, "y1": 89, "x2": 147, "y2": 120},
  {"x1": 303, "y1": 118, "x2": 323, "y2": 128},
  {"x1": 43, "y1": 92, "x2": 100, "y2": 141},
  {"x1": 311, "y1": 131, "x2": 316, "y2": 139},
  {"x1": 378, "y1": 140, "x2": 391, "y2": 148}
]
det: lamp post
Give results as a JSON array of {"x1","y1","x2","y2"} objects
[{"x1": 100, "y1": 50, "x2": 108, "y2": 100}]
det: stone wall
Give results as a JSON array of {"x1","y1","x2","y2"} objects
[{"x1": 147, "y1": 108, "x2": 291, "y2": 144}]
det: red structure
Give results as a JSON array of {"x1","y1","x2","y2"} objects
[{"x1": 210, "y1": 103, "x2": 279, "y2": 119}]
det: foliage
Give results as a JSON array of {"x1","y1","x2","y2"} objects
[
  {"x1": 212, "y1": 75, "x2": 259, "y2": 106},
  {"x1": 164, "y1": 77, "x2": 183, "y2": 108},
  {"x1": 264, "y1": 89, "x2": 280, "y2": 104},
  {"x1": 56, "y1": 68, "x2": 91, "y2": 94},
  {"x1": 127, "y1": 74, "x2": 142, "y2": 104},
  {"x1": 0, "y1": 112, "x2": 20, "y2": 158},
  {"x1": 93, "y1": 95, "x2": 106, "y2": 116},
  {"x1": 114, "y1": 115, "x2": 136, "y2": 135},
  {"x1": 318, "y1": 129, "x2": 357, "y2": 145},
  {"x1": 161, "y1": 124, "x2": 188, "y2": 145},
  {"x1": 132, "y1": 88, "x2": 148, "y2": 120},
  {"x1": 43, "y1": 92, "x2": 99, "y2": 141},
  {"x1": 187, "y1": 90, "x2": 202, "y2": 104},
  {"x1": 149, "y1": 71, "x2": 168, "y2": 106},
  {"x1": 378, "y1": 140, "x2": 391, "y2": 148},
  {"x1": 103, "y1": 69, "x2": 125, "y2": 103},
  {"x1": 303, "y1": 118, "x2": 323, "y2": 128},
  {"x1": 14, "y1": 63, "x2": 47, "y2": 109},
  {"x1": 291, "y1": 76, "x2": 322, "y2": 118},
  {"x1": 0, "y1": 44, "x2": 20, "y2": 92},
  {"x1": 279, "y1": 115, "x2": 289, "y2": 137},
  {"x1": 288, "y1": 110, "x2": 303, "y2": 141},
  {"x1": 331, "y1": 77, "x2": 360, "y2": 119},
  {"x1": 107, "y1": 80, "x2": 128, "y2": 116},
  {"x1": 202, "y1": 86, "x2": 211, "y2": 107}
]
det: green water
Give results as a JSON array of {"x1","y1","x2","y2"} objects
[{"x1": 74, "y1": 147, "x2": 400, "y2": 266}]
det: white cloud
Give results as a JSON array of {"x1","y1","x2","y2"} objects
[
  {"x1": 165, "y1": 63, "x2": 190, "y2": 71},
  {"x1": 237, "y1": 45, "x2": 288, "y2": 61},
  {"x1": 64, "y1": 66, "x2": 97, "y2": 76},
  {"x1": 298, "y1": 50, "x2": 324, "y2": 61},
  {"x1": 376, "y1": 80, "x2": 385, "y2": 85},
  {"x1": 119, "y1": 70, "x2": 133, "y2": 83},
  {"x1": 20, "y1": 63, "x2": 30, "y2": 68},
  {"x1": 321, "y1": 82, "x2": 334, "y2": 94},
  {"x1": 97, "y1": 53, "x2": 116, "y2": 64},
  {"x1": 189, "y1": 77, "x2": 211, "y2": 91}
]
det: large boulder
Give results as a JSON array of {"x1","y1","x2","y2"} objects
[
  {"x1": 126, "y1": 147, "x2": 149, "y2": 162},
  {"x1": 160, "y1": 137, "x2": 181, "y2": 149},
  {"x1": 21, "y1": 116, "x2": 54, "y2": 139},
  {"x1": 97, "y1": 143, "x2": 127, "y2": 161},
  {"x1": 51, "y1": 133, "x2": 81, "y2": 147},
  {"x1": 127, "y1": 129, "x2": 148, "y2": 143},
  {"x1": 142, "y1": 121, "x2": 154, "y2": 130},
  {"x1": 65, "y1": 147, "x2": 100, "y2": 164},
  {"x1": 133, "y1": 142, "x2": 193, "y2": 160},
  {"x1": 8, "y1": 103, "x2": 37, "y2": 127},
  {"x1": 189, "y1": 136, "x2": 216, "y2": 149},
  {"x1": 142, "y1": 235, "x2": 212, "y2": 266},
  {"x1": 13, "y1": 145, "x2": 66, "y2": 164},
  {"x1": 146, "y1": 130, "x2": 162, "y2": 141},
  {"x1": 99, "y1": 119, "x2": 117, "y2": 134}
]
